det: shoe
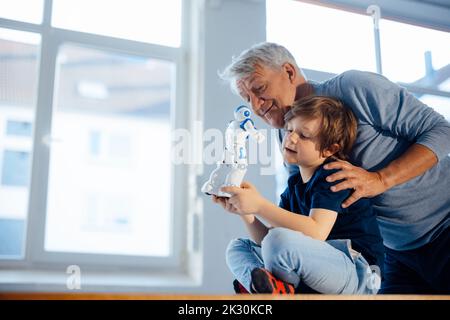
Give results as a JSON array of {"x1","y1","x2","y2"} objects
[
  {"x1": 233, "y1": 279, "x2": 249, "y2": 294},
  {"x1": 250, "y1": 268, "x2": 295, "y2": 294}
]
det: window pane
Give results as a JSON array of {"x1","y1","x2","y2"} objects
[
  {"x1": 419, "y1": 95, "x2": 450, "y2": 121},
  {"x1": 52, "y1": 0, "x2": 182, "y2": 47},
  {"x1": 1, "y1": 150, "x2": 31, "y2": 186},
  {"x1": 267, "y1": 0, "x2": 376, "y2": 74},
  {"x1": 0, "y1": 0, "x2": 44, "y2": 24},
  {"x1": 381, "y1": 19, "x2": 450, "y2": 92},
  {"x1": 0, "y1": 28, "x2": 40, "y2": 257},
  {"x1": 45, "y1": 44, "x2": 172, "y2": 257},
  {"x1": 6, "y1": 120, "x2": 33, "y2": 137}
]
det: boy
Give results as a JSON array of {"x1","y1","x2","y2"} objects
[{"x1": 214, "y1": 96, "x2": 384, "y2": 294}]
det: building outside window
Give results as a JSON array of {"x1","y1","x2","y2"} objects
[{"x1": 0, "y1": 0, "x2": 189, "y2": 272}]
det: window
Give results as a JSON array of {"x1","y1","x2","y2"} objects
[
  {"x1": 45, "y1": 45, "x2": 172, "y2": 256},
  {"x1": 380, "y1": 19, "x2": 450, "y2": 85},
  {"x1": 6, "y1": 120, "x2": 33, "y2": 137},
  {"x1": 0, "y1": 28, "x2": 40, "y2": 257},
  {"x1": 379, "y1": 19, "x2": 450, "y2": 121},
  {"x1": 52, "y1": 0, "x2": 182, "y2": 47},
  {"x1": 0, "y1": 0, "x2": 44, "y2": 24},
  {"x1": 419, "y1": 95, "x2": 450, "y2": 121},
  {"x1": 266, "y1": 0, "x2": 376, "y2": 74},
  {"x1": 1, "y1": 150, "x2": 31, "y2": 186},
  {"x1": 0, "y1": 0, "x2": 190, "y2": 273},
  {"x1": 267, "y1": 0, "x2": 450, "y2": 195}
]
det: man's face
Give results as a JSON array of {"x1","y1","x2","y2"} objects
[{"x1": 236, "y1": 64, "x2": 297, "y2": 129}]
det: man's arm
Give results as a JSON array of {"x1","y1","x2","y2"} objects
[
  {"x1": 325, "y1": 70, "x2": 450, "y2": 207},
  {"x1": 378, "y1": 144, "x2": 437, "y2": 190},
  {"x1": 340, "y1": 71, "x2": 450, "y2": 160},
  {"x1": 325, "y1": 144, "x2": 437, "y2": 208}
]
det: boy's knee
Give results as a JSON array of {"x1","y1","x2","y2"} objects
[
  {"x1": 226, "y1": 238, "x2": 255, "y2": 257},
  {"x1": 262, "y1": 227, "x2": 302, "y2": 251},
  {"x1": 261, "y1": 228, "x2": 308, "y2": 262},
  {"x1": 225, "y1": 238, "x2": 259, "y2": 269}
]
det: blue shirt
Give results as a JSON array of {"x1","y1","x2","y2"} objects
[
  {"x1": 280, "y1": 70, "x2": 450, "y2": 251},
  {"x1": 279, "y1": 160, "x2": 385, "y2": 271}
]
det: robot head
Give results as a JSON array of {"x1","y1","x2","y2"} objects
[{"x1": 234, "y1": 105, "x2": 251, "y2": 122}]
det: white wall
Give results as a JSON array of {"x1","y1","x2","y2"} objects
[
  {"x1": 199, "y1": 0, "x2": 274, "y2": 294},
  {"x1": 0, "y1": 0, "x2": 276, "y2": 294}
]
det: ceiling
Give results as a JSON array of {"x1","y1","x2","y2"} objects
[
  {"x1": 418, "y1": 0, "x2": 450, "y2": 9},
  {"x1": 311, "y1": 0, "x2": 450, "y2": 32}
]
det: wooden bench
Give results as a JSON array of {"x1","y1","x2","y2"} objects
[{"x1": 1, "y1": 293, "x2": 449, "y2": 300}]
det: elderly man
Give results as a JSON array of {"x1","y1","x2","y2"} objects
[{"x1": 218, "y1": 42, "x2": 450, "y2": 294}]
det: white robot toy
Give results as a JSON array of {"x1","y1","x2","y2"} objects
[{"x1": 201, "y1": 105, "x2": 265, "y2": 197}]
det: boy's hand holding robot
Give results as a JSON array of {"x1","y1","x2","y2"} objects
[{"x1": 201, "y1": 106, "x2": 265, "y2": 197}]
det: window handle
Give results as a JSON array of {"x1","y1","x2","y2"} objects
[{"x1": 42, "y1": 134, "x2": 63, "y2": 147}]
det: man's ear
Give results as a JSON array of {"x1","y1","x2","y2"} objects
[
  {"x1": 283, "y1": 63, "x2": 297, "y2": 83},
  {"x1": 322, "y1": 143, "x2": 340, "y2": 158}
]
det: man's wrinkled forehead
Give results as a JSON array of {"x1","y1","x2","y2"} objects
[
  {"x1": 236, "y1": 71, "x2": 260, "y2": 97},
  {"x1": 236, "y1": 63, "x2": 267, "y2": 88},
  {"x1": 236, "y1": 77, "x2": 251, "y2": 98}
]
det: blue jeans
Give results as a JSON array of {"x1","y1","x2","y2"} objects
[
  {"x1": 380, "y1": 226, "x2": 449, "y2": 294},
  {"x1": 226, "y1": 227, "x2": 380, "y2": 294}
]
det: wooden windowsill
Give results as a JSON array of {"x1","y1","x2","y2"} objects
[{"x1": 0, "y1": 293, "x2": 449, "y2": 300}]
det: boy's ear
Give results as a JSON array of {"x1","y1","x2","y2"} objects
[{"x1": 322, "y1": 143, "x2": 340, "y2": 157}]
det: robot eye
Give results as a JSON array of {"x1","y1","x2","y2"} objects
[{"x1": 244, "y1": 111, "x2": 250, "y2": 117}]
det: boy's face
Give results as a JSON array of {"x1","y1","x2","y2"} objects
[{"x1": 282, "y1": 116, "x2": 329, "y2": 167}]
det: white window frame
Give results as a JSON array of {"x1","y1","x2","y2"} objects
[
  {"x1": 0, "y1": 0, "x2": 199, "y2": 276},
  {"x1": 268, "y1": 0, "x2": 450, "y2": 201},
  {"x1": 271, "y1": 0, "x2": 450, "y2": 100}
]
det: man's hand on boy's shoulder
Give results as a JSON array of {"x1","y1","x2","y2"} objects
[{"x1": 324, "y1": 159, "x2": 388, "y2": 208}]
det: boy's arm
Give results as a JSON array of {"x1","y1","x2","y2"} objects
[
  {"x1": 240, "y1": 215, "x2": 270, "y2": 245},
  {"x1": 213, "y1": 195, "x2": 269, "y2": 244},
  {"x1": 258, "y1": 200, "x2": 337, "y2": 241},
  {"x1": 220, "y1": 183, "x2": 337, "y2": 241}
]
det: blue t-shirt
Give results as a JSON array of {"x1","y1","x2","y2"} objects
[
  {"x1": 279, "y1": 70, "x2": 450, "y2": 251},
  {"x1": 279, "y1": 160, "x2": 385, "y2": 272}
]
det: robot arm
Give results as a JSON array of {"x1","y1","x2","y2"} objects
[{"x1": 244, "y1": 119, "x2": 265, "y2": 143}]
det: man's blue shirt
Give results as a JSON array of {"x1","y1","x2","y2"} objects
[{"x1": 279, "y1": 70, "x2": 450, "y2": 251}]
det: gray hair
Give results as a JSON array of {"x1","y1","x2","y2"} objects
[{"x1": 219, "y1": 42, "x2": 304, "y2": 94}]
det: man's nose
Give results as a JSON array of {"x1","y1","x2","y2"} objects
[{"x1": 249, "y1": 93, "x2": 266, "y2": 116}]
